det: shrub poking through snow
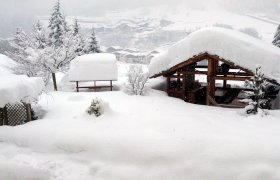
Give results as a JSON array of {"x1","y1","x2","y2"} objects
[
  {"x1": 87, "y1": 98, "x2": 103, "y2": 117},
  {"x1": 244, "y1": 66, "x2": 269, "y2": 115},
  {"x1": 126, "y1": 65, "x2": 149, "y2": 95}
]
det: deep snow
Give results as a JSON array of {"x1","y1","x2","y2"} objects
[
  {"x1": 1, "y1": 91, "x2": 280, "y2": 180},
  {"x1": 0, "y1": 61, "x2": 280, "y2": 179}
]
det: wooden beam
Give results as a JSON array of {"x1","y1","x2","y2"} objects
[
  {"x1": 216, "y1": 72, "x2": 253, "y2": 76},
  {"x1": 214, "y1": 76, "x2": 251, "y2": 81},
  {"x1": 206, "y1": 58, "x2": 216, "y2": 106},
  {"x1": 151, "y1": 53, "x2": 208, "y2": 78},
  {"x1": 177, "y1": 71, "x2": 208, "y2": 75}
]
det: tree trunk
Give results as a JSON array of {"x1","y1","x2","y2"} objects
[{"x1": 52, "y1": 72, "x2": 58, "y2": 91}]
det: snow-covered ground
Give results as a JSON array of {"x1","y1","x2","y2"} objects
[{"x1": 1, "y1": 61, "x2": 280, "y2": 179}]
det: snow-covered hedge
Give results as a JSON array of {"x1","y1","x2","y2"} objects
[{"x1": 0, "y1": 75, "x2": 44, "y2": 107}]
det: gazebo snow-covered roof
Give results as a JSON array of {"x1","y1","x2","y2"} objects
[
  {"x1": 69, "y1": 53, "x2": 118, "y2": 82},
  {"x1": 149, "y1": 27, "x2": 280, "y2": 84},
  {"x1": 0, "y1": 75, "x2": 44, "y2": 108}
]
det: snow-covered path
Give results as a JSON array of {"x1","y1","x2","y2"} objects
[{"x1": 1, "y1": 91, "x2": 280, "y2": 179}]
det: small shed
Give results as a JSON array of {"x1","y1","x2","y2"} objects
[
  {"x1": 69, "y1": 53, "x2": 118, "y2": 92},
  {"x1": 0, "y1": 75, "x2": 44, "y2": 126},
  {"x1": 149, "y1": 27, "x2": 280, "y2": 108}
]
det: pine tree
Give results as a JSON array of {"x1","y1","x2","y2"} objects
[
  {"x1": 48, "y1": 0, "x2": 69, "y2": 47},
  {"x1": 244, "y1": 66, "x2": 268, "y2": 115},
  {"x1": 84, "y1": 28, "x2": 101, "y2": 54},
  {"x1": 272, "y1": 24, "x2": 280, "y2": 47},
  {"x1": 73, "y1": 19, "x2": 79, "y2": 36},
  {"x1": 72, "y1": 19, "x2": 85, "y2": 56}
]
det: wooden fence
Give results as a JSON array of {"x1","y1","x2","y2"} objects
[{"x1": 0, "y1": 103, "x2": 32, "y2": 126}]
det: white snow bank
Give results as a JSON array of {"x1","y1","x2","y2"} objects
[
  {"x1": 0, "y1": 54, "x2": 17, "y2": 75},
  {"x1": 0, "y1": 160, "x2": 50, "y2": 180},
  {"x1": 69, "y1": 53, "x2": 118, "y2": 81},
  {"x1": 0, "y1": 75, "x2": 44, "y2": 107},
  {"x1": 1, "y1": 91, "x2": 280, "y2": 179},
  {"x1": 149, "y1": 27, "x2": 280, "y2": 83}
]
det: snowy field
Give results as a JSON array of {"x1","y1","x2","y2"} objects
[{"x1": 1, "y1": 59, "x2": 280, "y2": 180}]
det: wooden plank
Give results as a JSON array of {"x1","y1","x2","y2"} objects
[
  {"x1": 214, "y1": 76, "x2": 251, "y2": 81},
  {"x1": 216, "y1": 72, "x2": 253, "y2": 76},
  {"x1": 80, "y1": 86, "x2": 112, "y2": 89},
  {"x1": 177, "y1": 71, "x2": 208, "y2": 75}
]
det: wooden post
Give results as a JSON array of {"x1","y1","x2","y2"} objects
[
  {"x1": 182, "y1": 74, "x2": 186, "y2": 101},
  {"x1": 76, "y1": 81, "x2": 79, "y2": 92},
  {"x1": 206, "y1": 58, "x2": 216, "y2": 106},
  {"x1": 177, "y1": 72, "x2": 181, "y2": 91},
  {"x1": 167, "y1": 77, "x2": 170, "y2": 95},
  {"x1": 94, "y1": 81, "x2": 96, "y2": 91},
  {"x1": 3, "y1": 106, "x2": 8, "y2": 125},
  {"x1": 110, "y1": 80, "x2": 113, "y2": 91},
  {"x1": 223, "y1": 76, "x2": 227, "y2": 89},
  {"x1": 0, "y1": 108, "x2": 3, "y2": 126},
  {"x1": 52, "y1": 73, "x2": 58, "y2": 91},
  {"x1": 25, "y1": 103, "x2": 32, "y2": 122}
]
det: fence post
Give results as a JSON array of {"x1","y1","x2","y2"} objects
[
  {"x1": 24, "y1": 103, "x2": 32, "y2": 122},
  {"x1": 3, "y1": 106, "x2": 8, "y2": 125},
  {"x1": 0, "y1": 108, "x2": 3, "y2": 126}
]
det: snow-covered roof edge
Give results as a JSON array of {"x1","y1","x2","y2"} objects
[{"x1": 149, "y1": 27, "x2": 280, "y2": 83}]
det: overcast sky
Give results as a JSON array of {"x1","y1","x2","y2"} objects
[{"x1": 0, "y1": 0, "x2": 279, "y2": 38}]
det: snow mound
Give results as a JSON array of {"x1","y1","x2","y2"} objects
[
  {"x1": 69, "y1": 53, "x2": 118, "y2": 81},
  {"x1": 149, "y1": 27, "x2": 280, "y2": 83},
  {"x1": 0, "y1": 75, "x2": 44, "y2": 107}
]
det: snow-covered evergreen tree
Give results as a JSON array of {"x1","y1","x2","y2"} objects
[
  {"x1": 87, "y1": 98, "x2": 104, "y2": 117},
  {"x1": 48, "y1": 0, "x2": 69, "y2": 47},
  {"x1": 72, "y1": 19, "x2": 85, "y2": 56},
  {"x1": 244, "y1": 66, "x2": 268, "y2": 115},
  {"x1": 272, "y1": 24, "x2": 280, "y2": 47},
  {"x1": 73, "y1": 19, "x2": 79, "y2": 36},
  {"x1": 84, "y1": 28, "x2": 101, "y2": 54}
]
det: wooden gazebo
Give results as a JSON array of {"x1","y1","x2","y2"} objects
[{"x1": 149, "y1": 28, "x2": 280, "y2": 108}]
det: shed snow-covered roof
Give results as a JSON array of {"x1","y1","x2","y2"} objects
[
  {"x1": 69, "y1": 53, "x2": 118, "y2": 81},
  {"x1": 0, "y1": 75, "x2": 44, "y2": 108},
  {"x1": 149, "y1": 27, "x2": 280, "y2": 83}
]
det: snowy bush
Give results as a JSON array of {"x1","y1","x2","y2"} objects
[
  {"x1": 243, "y1": 66, "x2": 269, "y2": 115},
  {"x1": 125, "y1": 65, "x2": 149, "y2": 95},
  {"x1": 239, "y1": 27, "x2": 261, "y2": 39},
  {"x1": 87, "y1": 98, "x2": 104, "y2": 117}
]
